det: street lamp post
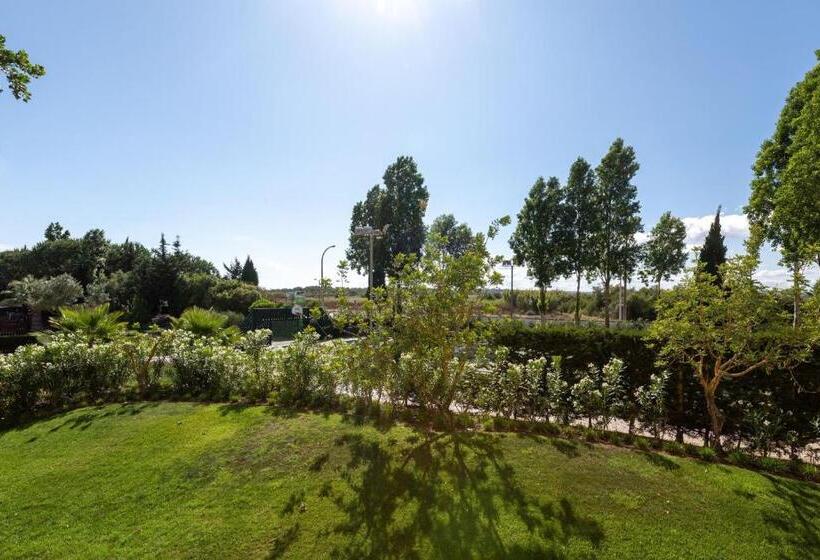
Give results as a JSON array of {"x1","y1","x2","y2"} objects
[
  {"x1": 354, "y1": 225, "x2": 388, "y2": 329},
  {"x1": 353, "y1": 225, "x2": 388, "y2": 298},
  {"x1": 502, "y1": 260, "x2": 514, "y2": 319},
  {"x1": 320, "y1": 244, "x2": 335, "y2": 308}
]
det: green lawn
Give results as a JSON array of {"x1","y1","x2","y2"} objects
[{"x1": 0, "y1": 403, "x2": 817, "y2": 559}]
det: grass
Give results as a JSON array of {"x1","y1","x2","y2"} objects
[{"x1": 0, "y1": 403, "x2": 818, "y2": 559}]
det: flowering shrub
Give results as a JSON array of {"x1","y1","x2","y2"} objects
[
  {"x1": 571, "y1": 357, "x2": 625, "y2": 429},
  {"x1": 273, "y1": 330, "x2": 337, "y2": 406},
  {"x1": 635, "y1": 371, "x2": 670, "y2": 439}
]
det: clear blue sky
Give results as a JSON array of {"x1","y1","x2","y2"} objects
[{"x1": 2, "y1": 0, "x2": 818, "y2": 288}]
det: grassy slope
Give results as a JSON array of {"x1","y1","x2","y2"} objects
[{"x1": 0, "y1": 403, "x2": 817, "y2": 560}]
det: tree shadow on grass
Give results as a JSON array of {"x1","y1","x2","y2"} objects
[
  {"x1": 0, "y1": 402, "x2": 159, "y2": 440},
  {"x1": 637, "y1": 451, "x2": 680, "y2": 471},
  {"x1": 761, "y1": 473, "x2": 820, "y2": 559},
  {"x1": 301, "y1": 428, "x2": 604, "y2": 559}
]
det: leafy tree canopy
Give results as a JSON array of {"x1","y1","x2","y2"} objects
[
  {"x1": 0, "y1": 34, "x2": 45, "y2": 102},
  {"x1": 641, "y1": 211, "x2": 688, "y2": 293},
  {"x1": 429, "y1": 214, "x2": 474, "y2": 258}
]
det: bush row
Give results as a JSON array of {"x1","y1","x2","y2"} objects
[{"x1": 488, "y1": 321, "x2": 820, "y2": 451}]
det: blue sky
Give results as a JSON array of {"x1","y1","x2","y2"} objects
[{"x1": 2, "y1": 0, "x2": 818, "y2": 289}]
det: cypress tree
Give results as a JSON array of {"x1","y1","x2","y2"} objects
[
  {"x1": 240, "y1": 256, "x2": 259, "y2": 285},
  {"x1": 698, "y1": 206, "x2": 727, "y2": 280}
]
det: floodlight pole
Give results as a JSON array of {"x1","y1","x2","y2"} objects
[{"x1": 320, "y1": 244, "x2": 335, "y2": 308}]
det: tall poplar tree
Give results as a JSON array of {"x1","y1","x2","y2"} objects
[
  {"x1": 347, "y1": 156, "x2": 429, "y2": 288},
  {"x1": 641, "y1": 211, "x2": 688, "y2": 295},
  {"x1": 509, "y1": 176, "x2": 569, "y2": 324},
  {"x1": 592, "y1": 138, "x2": 642, "y2": 327},
  {"x1": 562, "y1": 157, "x2": 599, "y2": 325}
]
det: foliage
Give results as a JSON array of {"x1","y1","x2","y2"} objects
[
  {"x1": 641, "y1": 211, "x2": 687, "y2": 293},
  {"x1": 570, "y1": 357, "x2": 625, "y2": 429},
  {"x1": 509, "y1": 176, "x2": 570, "y2": 322},
  {"x1": 223, "y1": 257, "x2": 243, "y2": 280},
  {"x1": 172, "y1": 307, "x2": 238, "y2": 340},
  {"x1": 747, "y1": 50, "x2": 820, "y2": 286},
  {"x1": 240, "y1": 256, "x2": 259, "y2": 285},
  {"x1": 6, "y1": 274, "x2": 83, "y2": 311},
  {"x1": 0, "y1": 34, "x2": 45, "y2": 102},
  {"x1": 562, "y1": 157, "x2": 600, "y2": 325},
  {"x1": 273, "y1": 330, "x2": 336, "y2": 406},
  {"x1": 698, "y1": 206, "x2": 727, "y2": 281},
  {"x1": 248, "y1": 298, "x2": 284, "y2": 309},
  {"x1": 338, "y1": 219, "x2": 505, "y2": 414},
  {"x1": 429, "y1": 214, "x2": 474, "y2": 258},
  {"x1": 50, "y1": 303, "x2": 127, "y2": 343},
  {"x1": 649, "y1": 257, "x2": 814, "y2": 448},
  {"x1": 347, "y1": 155, "x2": 429, "y2": 287},
  {"x1": 591, "y1": 138, "x2": 643, "y2": 327},
  {"x1": 635, "y1": 371, "x2": 670, "y2": 439}
]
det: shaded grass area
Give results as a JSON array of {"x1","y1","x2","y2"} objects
[{"x1": 0, "y1": 403, "x2": 817, "y2": 559}]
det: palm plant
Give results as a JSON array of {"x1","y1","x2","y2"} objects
[
  {"x1": 50, "y1": 303, "x2": 127, "y2": 342},
  {"x1": 172, "y1": 307, "x2": 239, "y2": 339}
]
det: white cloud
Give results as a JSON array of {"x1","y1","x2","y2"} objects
[{"x1": 681, "y1": 213, "x2": 749, "y2": 246}]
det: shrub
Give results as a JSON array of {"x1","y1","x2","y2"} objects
[
  {"x1": 167, "y1": 331, "x2": 245, "y2": 398},
  {"x1": 663, "y1": 441, "x2": 686, "y2": 457},
  {"x1": 50, "y1": 303, "x2": 127, "y2": 343},
  {"x1": 173, "y1": 307, "x2": 239, "y2": 340},
  {"x1": 726, "y1": 450, "x2": 750, "y2": 466},
  {"x1": 635, "y1": 371, "x2": 670, "y2": 440},
  {"x1": 249, "y1": 298, "x2": 283, "y2": 309},
  {"x1": 274, "y1": 330, "x2": 336, "y2": 407},
  {"x1": 697, "y1": 447, "x2": 717, "y2": 462},
  {"x1": 758, "y1": 456, "x2": 787, "y2": 474}
]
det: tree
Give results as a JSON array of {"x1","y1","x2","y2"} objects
[
  {"x1": 746, "y1": 51, "x2": 820, "y2": 327},
  {"x1": 562, "y1": 158, "x2": 599, "y2": 325},
  {"x1": 0, "y1": 34, "x2": 45, "y2": 102},
  {"x1": 6, "y1": 274, "x2": 83, "y2": 330},
  {"x1": 337, "y1": 218, "x2": 507, "y2": 415},
  {"x1": 698, "y1": 206, "x2": 727, "y2": 281},
  {"x1": 240, "y1": 256, "x2": 259, "y2": 285},
  {"x1": 347, "y1": 156, "x2": 429, "y2": 288},
  {"x1": 44, "y1": 222, "x2": 70, "y2": 241},
  {"x1": 592, "y1": 138, "x2": 642, "y2": 327},
  {"x1": 509, "y1": 177, "x2": 569, "y2": 323},
  {"x1": 641, "y1": 211, "x2": 688, "y2": 295},
  {"x1": 429, "y1": 214, "x2": 474, "y2": 258},
  {"x1": 223, "y1": 258, "x2": 242, "y2": 280},
  {"x1": 649, "y1": 257, "x2": 813, "y2": 450}
]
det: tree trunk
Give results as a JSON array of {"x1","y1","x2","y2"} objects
[
  {"x1": 792, "y1": 267, "x2": 801, "y2": 328},
  {"x1": 603, "y1": 276, "x2": 611, "y2": 328},
  {"x1": 702, "y1": 379, "x2": 725, "y2": 451},
  {"x1": 29, "y1": 310, "x2": 43, "y2": 331},
  {"x1": 539, "y1": 285, "x2": 546, "y2": 326},
  {"x1": 675, "y1": 370, "x2": 684, "y2": 443},
  {"x1": 574, "y1": 271, "x2": 581, "y2": 327}
]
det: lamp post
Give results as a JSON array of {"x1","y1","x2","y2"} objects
[
  {"x1": 320, "y1": 244, "x2": 335, "y2": 308},
  {"x1": 353, "y1": 225, "x2": 388, "y2": 298},
  {"x1": 502, "y1": 259, "x2": 514, "y2": 319},
  {"x1": 354, "y1": 225, "x2": 388, "y2": 329}
]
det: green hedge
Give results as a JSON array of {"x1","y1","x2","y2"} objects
[
  {"x1": 0, "y1": 335, "x2": 38, "y2": 354},
  {"x1": 488, "y1": 321, "x2": 820, "y2": 444}
]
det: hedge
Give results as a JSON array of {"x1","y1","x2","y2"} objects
[{"x1": 488, "y1": 321, "x2": 820, "y2": 444}]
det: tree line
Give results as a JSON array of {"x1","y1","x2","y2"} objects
[
  {"x1": 347, "y1": 143, "x2": 731, "y2": 327},
  {"x1": 0, "y1": 224, "x2": 262, "y2": 324}
]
